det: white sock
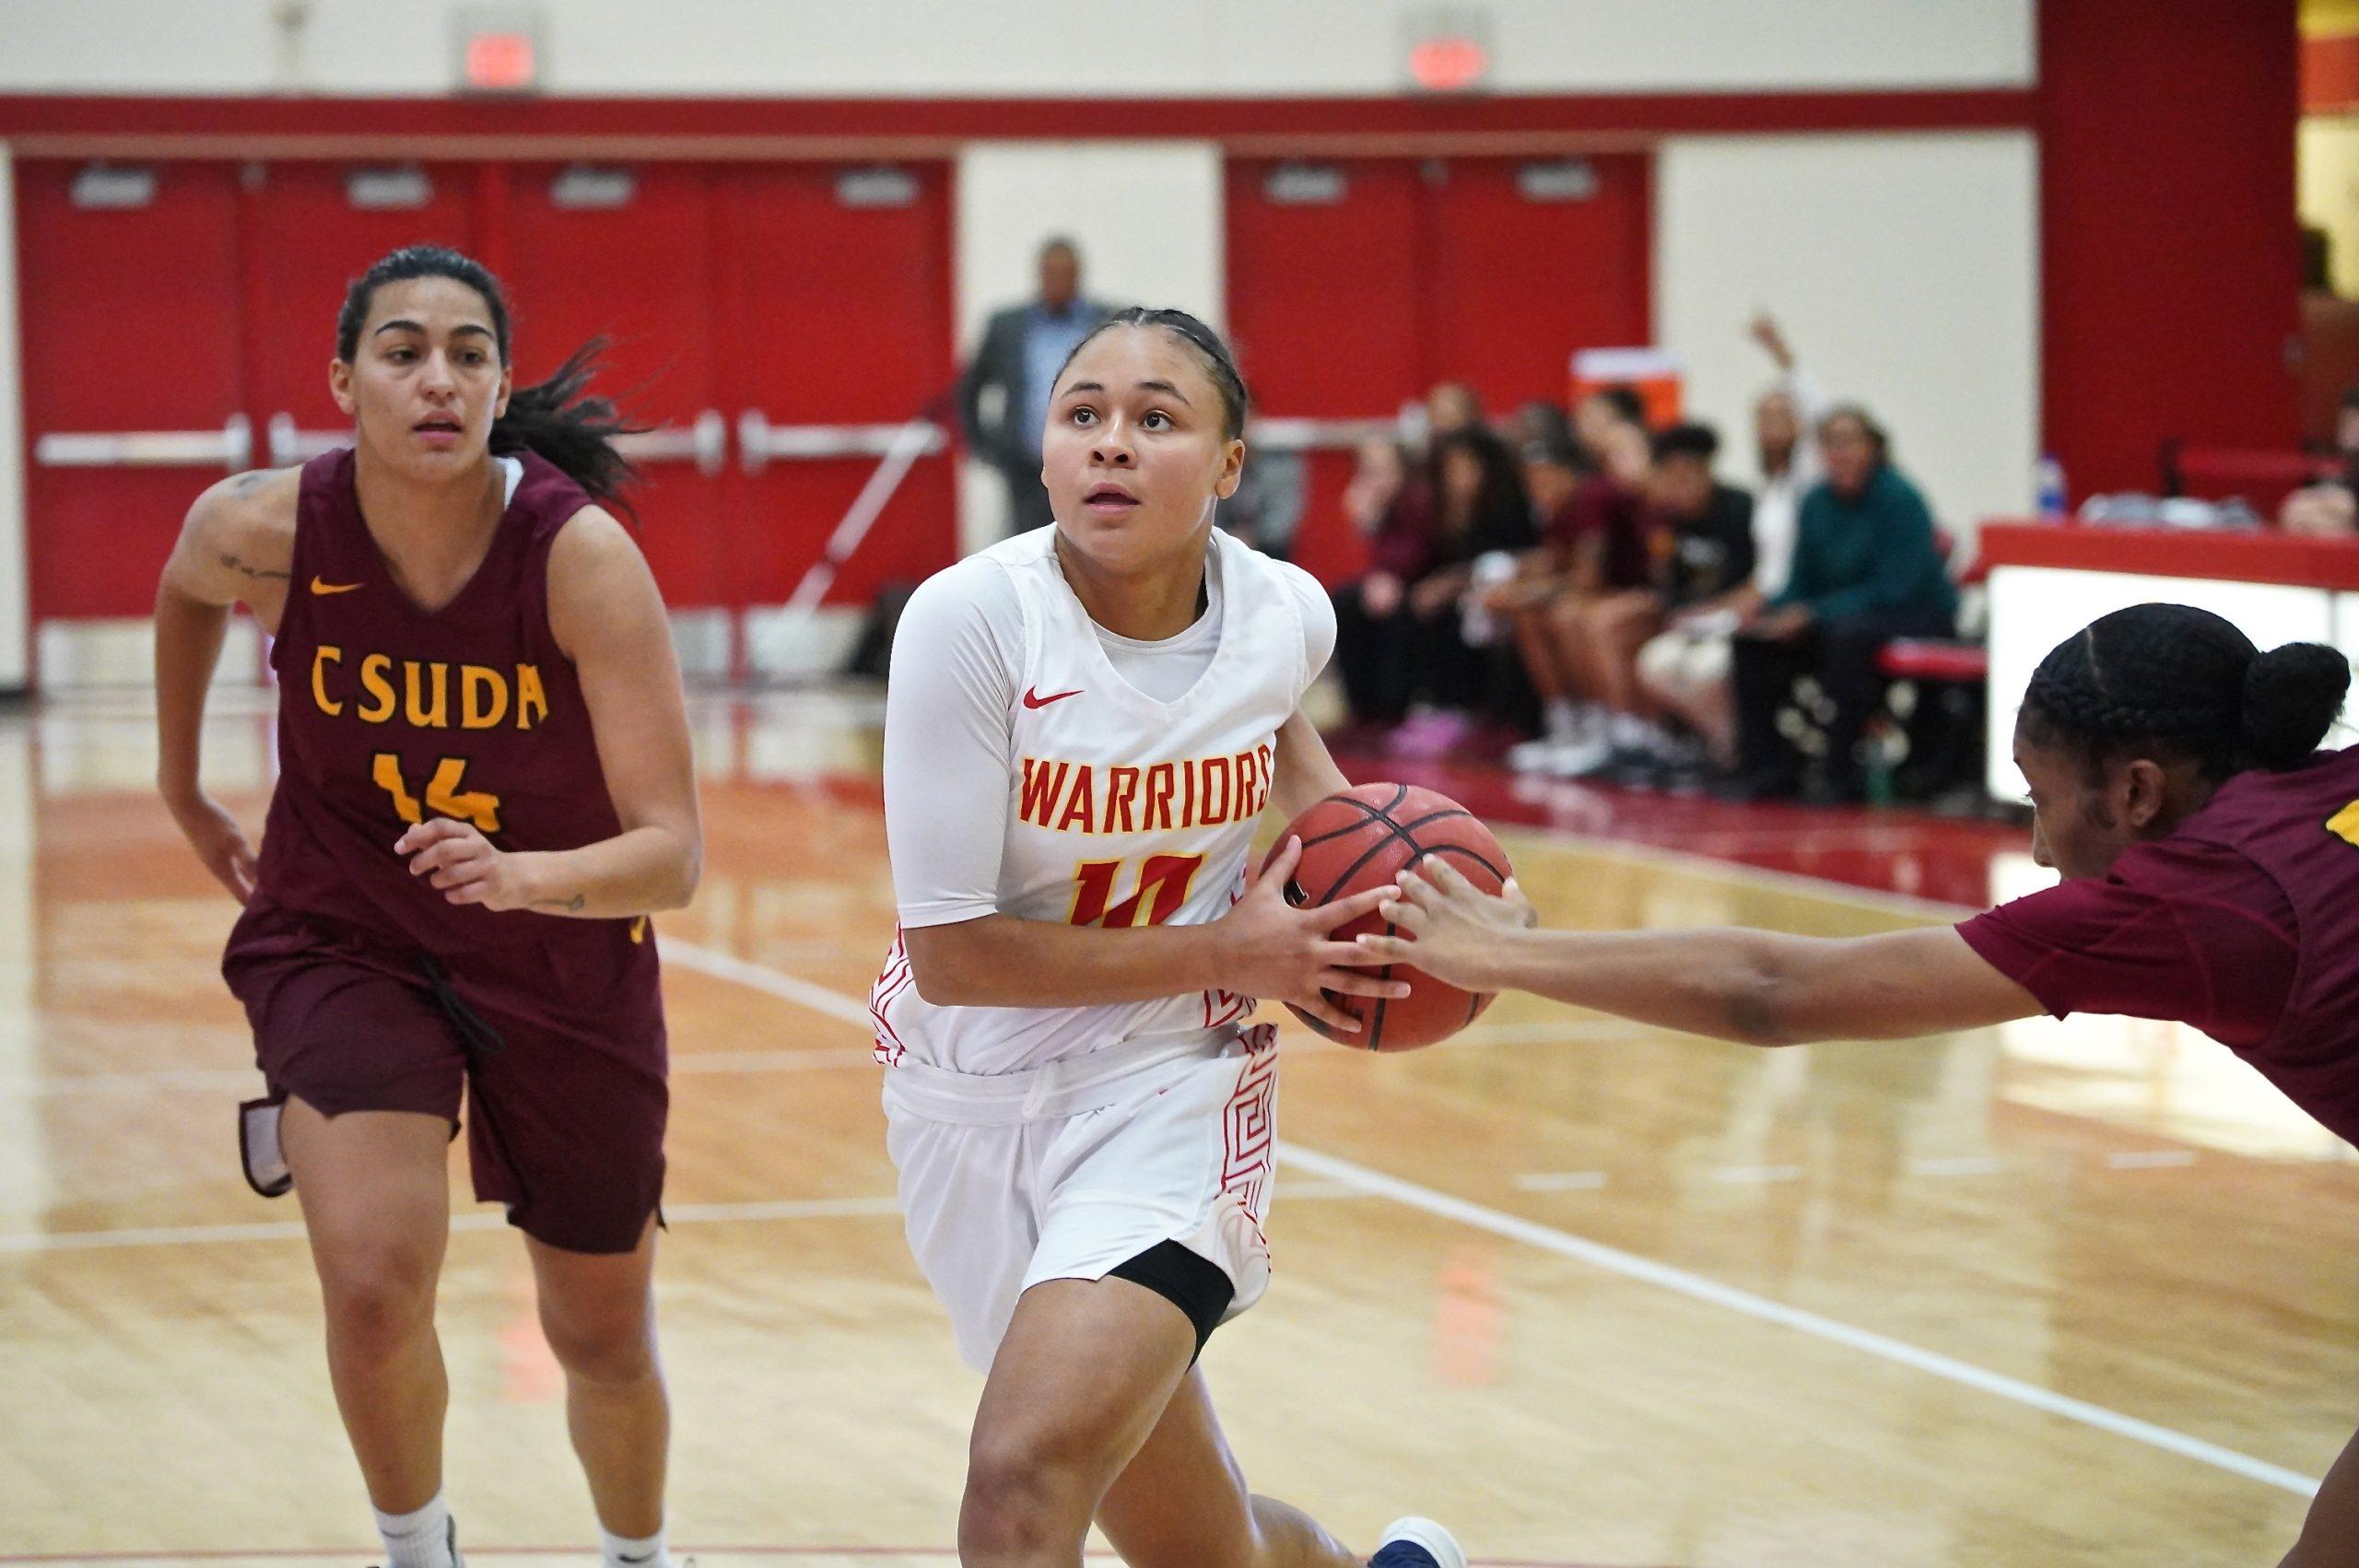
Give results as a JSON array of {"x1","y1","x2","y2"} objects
[
  {"x1": 1544, "y1": 699, "x2": 1579, "y2": 739},
  {"x1": 601, "y1": 1524, "x2": 671, "y2": 1568},
  {"x1": 374, "y1": 1492, "x2": 455, "y2": 1568}
]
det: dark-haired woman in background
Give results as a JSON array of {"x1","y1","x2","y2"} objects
[
  {"x1": 1359, "y1": 604, "x2": 2359, "y2": 1568},
  {"x1": 1395, "y1": 427, "x2": 1536, "y2": 752},
  {"x1": 154, "y1": 247, "x2": 699, "y2": 1568},
  {"x1": 1328, "y1": 436, "x2": 1439, "y2": 735}
]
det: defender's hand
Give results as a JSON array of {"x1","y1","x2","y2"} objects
[{"x1": 1358, "y1": 860, "x2": 1538, "y2": 991}]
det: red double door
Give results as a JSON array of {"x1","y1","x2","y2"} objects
[
  {"x1": 17, "y1": 158, "x2": 956, "y2": 648},
  {"x1": 1226, "y1": 155, "x2": 1651, "y2": 580}
]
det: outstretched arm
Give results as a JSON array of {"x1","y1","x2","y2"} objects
[{"x1": 1359, "y1": 860, "x2": 2042, "y2": 1046}]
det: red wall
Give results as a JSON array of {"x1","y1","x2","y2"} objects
[{"x1": 2039, "y1": 0, "x2": 2302, "y2": 497}]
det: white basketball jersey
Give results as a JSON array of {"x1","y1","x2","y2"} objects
[{"x1": 872, "y1": 527, "x2": 1318, "y2": 1075}]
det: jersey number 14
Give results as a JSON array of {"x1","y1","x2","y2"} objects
[{"x1": 372, "y1": 753, "x2": 503, "y2": 834}]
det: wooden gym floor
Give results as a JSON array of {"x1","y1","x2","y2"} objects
[{"x1": 2, "y1": 688, "x2": 2351, "y2": 1567}]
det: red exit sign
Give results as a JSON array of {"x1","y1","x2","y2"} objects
[
  {"x1": 1402, "y1": 7, "x2": 1493, "y2": 94},
  {"x1": 454, "y1": 5, "x2": 541, "y2": 95}
]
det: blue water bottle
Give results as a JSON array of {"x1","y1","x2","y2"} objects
[{"x1": 2036, "y1": 453, "x2": 2068, "y2": 521}]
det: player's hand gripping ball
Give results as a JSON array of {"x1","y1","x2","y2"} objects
[{"x1": 1261, "y1": 783, "x2": 1512, "y2": 1050}]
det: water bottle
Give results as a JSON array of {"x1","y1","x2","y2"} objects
[{"x1": 2036, "y1": 453, "x2": 2068, "y2": 521}]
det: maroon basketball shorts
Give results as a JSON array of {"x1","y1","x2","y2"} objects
[{"x1": 222, "y1": 899, "x2": 667, "y2": 1255}]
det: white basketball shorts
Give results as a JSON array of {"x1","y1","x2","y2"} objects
[{"x1": 882, "y1": 1023, "x2": 1279, "y2": 1373}]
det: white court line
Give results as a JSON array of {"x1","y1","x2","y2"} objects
[
  {"x1": 2107, "y1": 1150, "x2": 2201, "y2": 1170},
  {"x1": 670, "y1": 939, "x2": 2321, "y2": 1500},
  {"x1": 0, "y1": 1181, "x2": 1375, "y2": 1256},
  {"x1": 1277, "y1": 1143, "x2": 2319, "y2": 1498},
  {"x1": 0, "y1": 1048, "x2": 874, "y2": 1100},
  {"x1": 665, "y1": 941, "x2": 875, "y2": 1025},
  {"x1": 1505, "y1": 824, "x2": 1985, "y2": 922},
  {"x1": 1514, "y1": 1171, "x2": 1610, "y2": 1192},
  {"x1": 0, "y1": 1196, "x2": 898, "y2": 1255}
]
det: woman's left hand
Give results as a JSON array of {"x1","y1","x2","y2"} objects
[
  {"x1": 398, "y1": 818, "x2": 531, "y2": 910},
  {"x1": 1356, "y1": 860, "x2": 1538, "y2": 992}
]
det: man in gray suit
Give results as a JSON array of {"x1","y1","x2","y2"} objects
[{"x1": 957, "y1": 237, "x2": 1116, "y2": 533}]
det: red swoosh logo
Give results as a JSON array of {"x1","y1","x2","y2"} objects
[{"x1": 1022, "y1": 685, "x2": 1083, "y2": 709}]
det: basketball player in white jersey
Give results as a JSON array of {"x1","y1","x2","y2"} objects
[{"x1": 874, "y1": 309, "x2": 1463, "y2": 1568}]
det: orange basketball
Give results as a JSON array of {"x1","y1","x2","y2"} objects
[{"x1": 1264, "y1": 782, "x2": 1511, "y2": 1051}]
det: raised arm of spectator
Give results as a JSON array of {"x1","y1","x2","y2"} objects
[{"x1": 1750, "y1": 312, "x2": 1826, "y2": 446}]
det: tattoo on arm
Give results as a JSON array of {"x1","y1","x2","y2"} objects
[
  {"x1": 533, "y1": 894, "x2": 588, "y2": 913},
  {"x1": 217, "y1": 553, "x2": 291, "y2": 581}
]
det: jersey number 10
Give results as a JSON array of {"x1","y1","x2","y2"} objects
[{"x1": 1069, "y1": 854, "x2": 1206, "y2": 928}]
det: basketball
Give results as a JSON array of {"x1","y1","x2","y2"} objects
[{"x1": 1266, "y1": 782, "x2": 1513, "y2": 1051}]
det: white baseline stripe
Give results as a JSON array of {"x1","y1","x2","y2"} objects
[
  {"x1": 1505, "y1": 824, "x2": 1985, "y2": 922},
  {"x1": 0, "y1": 1048, "x2": 874, "y2": 1100},
  {"x1": 1278, "y1": 1143, "x2": 2318, "y2": 1497},
  {"x1": 0, "y1": 1196, "x2": 909, "y2": 1255},
  {"x1": 665, "y1": 940, "x2": 875, "y2": 1025},
  {"x1": 0, "y1": 1181, "x2": 1376, "y2": 1256},
  {"x1": 669, "y1": 937, "x2": 2323, "y2": 1500}
]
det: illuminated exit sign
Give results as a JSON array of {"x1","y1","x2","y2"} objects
[
  {"x1": 1403, "y1": 6, "x2": 1493, "y2": 94},
  {"x1": 454, "y1": 4, "x2": 542, "y2": 95}
]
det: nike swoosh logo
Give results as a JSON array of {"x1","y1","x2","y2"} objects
[
  {"x1": 616, "y1": 1555, "x2": 655, "y2": 1565},
  {"x1": 1022, "y1": 686, "x2": 1083, "y2": 709},
  {"x1": 310, "y1": 577, "x2": 364, "y2": 595}
]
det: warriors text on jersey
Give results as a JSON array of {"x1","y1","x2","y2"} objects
[{"x1": 872, "y1": 525, "x2": 1334, "y2": 1074}]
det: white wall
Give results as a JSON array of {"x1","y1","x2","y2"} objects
[
  {"x1": 0, "y1": 0, "x2": 2034, "y2": 97},
  {"x1": 0, "y1": 146, "x2": 25, "y2": 691},
  {"x1": 1655, "y1": 132, "x2": 2042, "y2": 538},
  {"x1": 954, "y1": 141, "x2": 1224, "y2": 551}
]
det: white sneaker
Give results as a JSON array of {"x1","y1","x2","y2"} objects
[
  {"x1": 1542, "y1": 733, "x2": 1616, "y2": 778},
  {"x1": 1507, "y1": 736, "x2": 1561, "y2": 772},
  {"x1": 1368, "y1": 1516, "x2": 1467, "y2": 1568}
]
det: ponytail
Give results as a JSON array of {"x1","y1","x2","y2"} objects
[
  {"x1": 337, "y1": 244, "x2": 644, "y2": 517},
  {"x1": 2240, "y1": 641, "x2": 2353, "y2": 769},
  {"x1": 490, "y1": 338, "x2": 644, "y2": 514}
]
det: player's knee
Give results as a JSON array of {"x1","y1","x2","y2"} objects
[
  {"x1": 318, "y1": 1250, "x2": 438, "y2": 1359},
  {"x1": 539, "y1": 1300, "x2": 658, "y2": 1385},
  {"x1": 960, "y1": 1431, "x2": 1099, "y2": 1557}
]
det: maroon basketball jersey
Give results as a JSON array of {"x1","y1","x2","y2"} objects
[
  {"x1": 2170, "y1": 743, "x2": 2359, "y2": 1143},
  {"x1": 247, "y1": 447, "x2": 649, "y2": 957}
]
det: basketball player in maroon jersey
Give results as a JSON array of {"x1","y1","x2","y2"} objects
[
  {"x1": 153, "y1": 247, "x2": 699, "y2": 1568},
  {"x1": 1361, "y1": 603, "x2": 2359, "y2": 1566}
]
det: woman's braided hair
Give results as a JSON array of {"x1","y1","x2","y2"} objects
[
  {"x1": 2019, "y1": 603, "x2": 2350, "y2": 780},
  {"x1": 1054, "y1": 307, "x2": 1251, "y2": 441}
]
